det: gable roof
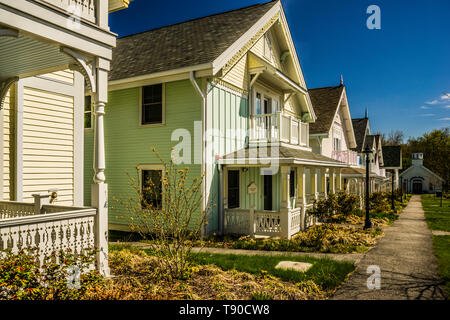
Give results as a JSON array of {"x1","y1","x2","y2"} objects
[
  {"x1": 352, "y1": 118, "x2": 369, "y2": 152},
  {"x1": 308, "y1": 85, "x2": 345, "y2": 134},
  {"x1": 382, "y1": 146, "x2": 402, "y2": 168},
  {"x1": 109, "y1": 1, "x2": 278, "y2": 81},
  {"x1": 400, "y1": 164, "x2": 444, "y2": 181}
]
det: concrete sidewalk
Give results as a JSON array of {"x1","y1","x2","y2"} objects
[{"x1": 331, "y1": 195, "x2": 447, "y2": 300}]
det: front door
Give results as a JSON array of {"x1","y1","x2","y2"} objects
[
  {"x1": 263, "y1": 174, "x2": 272, "y2": 211},
  {"x1": 412, "y1": 181, "x2": 423, "y2": 194}
]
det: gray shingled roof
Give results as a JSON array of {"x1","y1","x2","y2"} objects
[
  {"x1": 109, "y1": 1, "x2": 278, "y2": 81},
  {"x1": 308, "y1": 86, "x2": 344, "y2": 134},
  {"x1": 221, "y1": 146, "x2": 344, "y2": 165},
  {"x1": 382, "y1": 146, "x2": 402, "y2": 168},
  {"x1": 351, "y1": 118, "x2": 369, "y2": 152}
]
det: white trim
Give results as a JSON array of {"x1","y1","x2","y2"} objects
[
  {"x1": 14, "y1": 80, "x2": 23, "y2": 201},
  {"x1": 108, "y1": 64, "x2": 212, "y2": 91},
  {"x1": 73, "y1": 71, "x2": 84, "y2": 206},
  {"x1": 139, "y1": 83, "x2": 166, "y2": 127}
]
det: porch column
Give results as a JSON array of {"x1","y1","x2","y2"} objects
[
  {"x1": 280, "y1": 166, "x2": 290, "y2": 239},
  {"x1": 320, "y1": 168, "x2": 327, "y2": 198},
  {"x1": 394, "y1": 169, "x2": 399, "y2": 190},
  {"x1": 91, "y1": 59, "x2": 110, "y2": 277},
  {"x1": 281, "y1": 166, "x2": 291, "y2": 209},
  {"x1": 310, "y1": 167, "x2": 317, "y2": 200},
  {"x1": 297, "y1": 165, "x2": 306, "y2": 205},
  {"x1": 336, "y1": 168, "x2": 342, "y2": 192},
  {"x1": 329, "y1": 168, "x2": 336, "y2": 194}
]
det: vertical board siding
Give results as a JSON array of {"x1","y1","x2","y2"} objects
[
  {"x1": 84, "y1": 80, "x2": 202, "y2": 227},
  {"x1": 206, "y1": 83, "x2": 248, "y2": 232},
  {"x1": 238, "y1": 167, "x2": 281, "y2": 211},
  {"x1": 2, "y1": 87, "x2": 15, "y2": 200},
  {"x1": 22, "y1": 86, "x2": 74, "y2": 204}
]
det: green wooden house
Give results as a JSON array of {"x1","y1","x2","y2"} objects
[{"x1": 84, "y1": 0, "x2": 346, "y2": 239}]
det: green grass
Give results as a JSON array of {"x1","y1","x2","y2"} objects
[
  {"x1": 187, "y1": 252, "x2": 355, "y2": 292},
  {"x1": 422, "y1": 194, "x2": 450, "y2": 232},
  {"x1": 432, "y1": 236, "x2": 450, "y2": 298}
]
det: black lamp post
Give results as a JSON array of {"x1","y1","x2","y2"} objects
[
  {"x1": 391, "y1": 170, "x2": 395, "y2": 210},
  {"x1": 400, "y1": 176, "x2": 403, "y2": 202},
  {"x1": 363, "y1": 145, "x2": 373, "y2": 229}
]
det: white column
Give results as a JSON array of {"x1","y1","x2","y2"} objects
[
  {"x1": 280, "y1": 166, "x2": 290, "y2": 239},
  {"x1": 321, "y1": 168, "x2": 327, "y2": 198},
  {"x1": 395, "y1": 169, "x2": 399, "y2": 189},
  {"x1": 91, "y1": 60, "x2": 110, "y2": 276},
  {"x1": 310, "y1": 167, "x2": 317, "y2": 200},
  {"x1": 336, "y1": 168, "x2": 342, "y2": 192},
  {"x1": 297, "y1": 165, "x2": 306, "y2": 205},
  {"x1": 329, "y1": 168, "x2": 336, "y2": 194}
]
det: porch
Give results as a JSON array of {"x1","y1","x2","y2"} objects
[{"x1": 219, "y1": 146, "x2": 346, "y2": 239}]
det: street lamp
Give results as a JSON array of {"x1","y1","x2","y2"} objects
[
  {"x1": 363, "y1": 145, "x2": 373, "y2": 229},
  {"x1": 391, "y1": 170, "x2": 395, "y2": 210}
]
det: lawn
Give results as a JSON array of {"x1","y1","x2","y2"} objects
[
  {"x1": 422, "y1": 194, "x2": 450, "y2": 232},
  {"x1": 422, "y1": 194, "x2": 450, "y2": 299},
  {"x1": 432, "y1": 236, "x2": 450, "y2": 298},
  {"x1": 189, "y1": 252, "x2": 355, "y2": 295}
]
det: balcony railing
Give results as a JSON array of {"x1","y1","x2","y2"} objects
[
  {"x1": 41, "y1": 0, "x2": 97, "y2": 23},
  {"x1": 331, "y1": 150, "x2": 358, "y2": 166},
  {"x1": 250, "y1": 112, "x2": 309, "y2": 147}
]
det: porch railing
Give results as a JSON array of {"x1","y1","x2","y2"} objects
[
  {"x1": 0, "y1": 200, "x2": 97, "y2": 265},
  {"x1": 331, "y1": 150, "x2": 358, "y2": 166},
  {"x1": 250, "y1": 112, "x2": 309, "y2": 147},
  {"x1": 224, "y1": 206, "x2": 305, "y2": 239}
]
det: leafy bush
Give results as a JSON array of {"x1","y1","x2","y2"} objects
[
  {"x1": 0, "y1": 248, "x2": 102, "y2": 300},
  {"x1": 369, "y1": 191, "x2": 391, "y2": 213},
  {"x1": 336, "y1": 192, "x2": 360, "y2": 218},
  {"x1": 308, "y1": 192, "x2": 360, "y2": 222}
]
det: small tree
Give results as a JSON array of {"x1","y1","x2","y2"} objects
[{"x1": 116, "y1": 149, "x2": 211, "y2": 280}]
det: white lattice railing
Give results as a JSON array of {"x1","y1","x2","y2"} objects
[
  {"x1": 332, "y1": 150, "x2": 358, "y2": 166},
  {"x1": 254, "y1": 210, "x2": 281, "y2": 236},
  {"x1": 224, "y1": 208, "x2": 250, "y2": 235},
  {"x1": 289, "y1": 207, "x2": 301, "y2": 236},
  {"x1": 0, "y1": 207, "x2": 97, "y2": 265},
  {"x1": 41, "y1": 0, "x2": 96, "y2": 23}
]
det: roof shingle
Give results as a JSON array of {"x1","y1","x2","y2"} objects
[
  {"x1": 109, "y1": 1, "x2": 278, "y2": 81},
  {"x1": 351, "y1": 118, "x2": 369, "y2": 152},
  {"x1": 308, "y1": 86, "x2": 344, "y2": 134}
]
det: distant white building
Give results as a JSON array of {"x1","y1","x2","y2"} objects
[{"x1": 400, "y1": 153, "x2": 444, "y2": 194}]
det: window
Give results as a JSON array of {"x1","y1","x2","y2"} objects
[
  {"x1": 141, "y1": 84, "x2": 163, "y2": 125},
  {"x1": 84, "y1": 95, "x2": 92, "y2": 129},
  {"x1": 333, "y1": 138, "x2": 341, "y2": 151},
  {"x1": 263, "y1": 174, "x2": 273, "y2": 211},
  {"x1": 255, "y1": 93, "x2": 262, "y2": 115},
  {"x1": 141, "y1": 168, "x2": 163, "y2": 209},
  {"x1": 289, "y1": 170, "x2": 295, "y2": 198},
  {"x1": 228, "y1": 170, "x2": 240, "y2": 209}
]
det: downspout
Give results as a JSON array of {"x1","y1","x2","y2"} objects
[{"x1": 189, "y1": 71, "x2": 207, "y2": 236}]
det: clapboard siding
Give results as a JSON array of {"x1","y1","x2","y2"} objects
[
  {"x1": 22, "y1": 86, "x2": 74, "y2": 204},
  {"x1": 84, "y1": 79, "x2": 202, "y2": 227},
  {"x1": 221, "y1": 54, "x2": 249, "y2": 91},
  {"x1": 38, "y1": 70, "x2": 74, "y2": 85}
]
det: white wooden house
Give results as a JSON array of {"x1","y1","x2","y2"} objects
[{"x1": 0, "y1": 0, "x2": 130, "y2": 275}]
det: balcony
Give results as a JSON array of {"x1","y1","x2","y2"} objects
[
  {"x1": 42, "y1": 0, "x2": 96, "y2": 23},
  {"x1": 331, "y1": 150, "x2": 358, "y2": 166},
  {"x1": 250, "y1": 112, "x2": 309, "y2": 147}
]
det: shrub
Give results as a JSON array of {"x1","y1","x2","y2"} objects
[
  {"x1": 0, "y1": 248, "x2": 102, "y2": 300},
  {"x1": 308, "y1": 192, "x2": 360, "y2": 222},
  {"x1": 336, "y1": 192, "x2": 360, "y2": 218},
  {"x1": 369, "y1": 191, "x2": 391, "y2": 213},
  {"x1": 115, "y1": 148, "x2": 213, "y2": 280}
]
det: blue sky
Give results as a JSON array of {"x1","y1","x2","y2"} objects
[{"x1": 109, "y1": 0, "x2": 450, "y2": 139}]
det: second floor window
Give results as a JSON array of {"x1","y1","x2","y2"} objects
[
  {"x1": 84, "y1": 95, "x2": 92, "y2": 129},
  {"x1": 333, "y1": 138, "x2": 341, "y2": 151},
  {"x1": 142, "y1": 84, "x2": 163, "y2": 125}
]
